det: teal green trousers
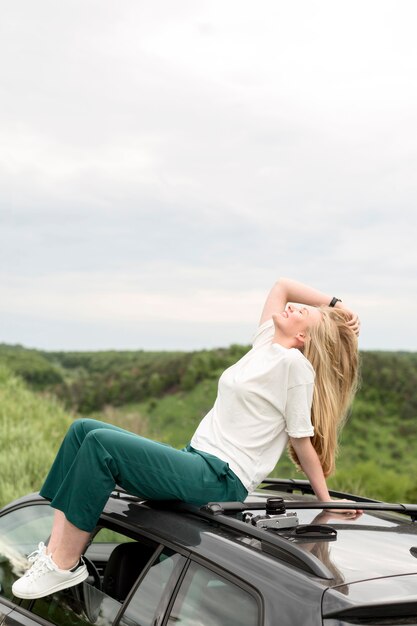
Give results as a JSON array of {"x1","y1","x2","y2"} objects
[{"x1": 40, "y1": 418, "x2": 247, "y2": 532}]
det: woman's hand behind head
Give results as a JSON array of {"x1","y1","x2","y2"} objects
[{"x1": 335, "y1": 304, "x2": 361, "y2": 336}]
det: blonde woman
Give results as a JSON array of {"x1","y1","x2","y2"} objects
[{"x1": 13, "y1": 277, "x2": 361, "y2": 600}]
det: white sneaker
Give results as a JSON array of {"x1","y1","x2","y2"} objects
[{"x1": 12, "y1": 553, "x2": 88, "y2": 599}]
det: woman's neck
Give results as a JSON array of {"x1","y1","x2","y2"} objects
[{"x1": 271, "y1": 330, "x2": 296, "y2": 349}]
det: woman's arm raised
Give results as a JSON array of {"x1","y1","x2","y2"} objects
[{"x1": 259, "y1": 277, "x2": 360, "y2": 335}]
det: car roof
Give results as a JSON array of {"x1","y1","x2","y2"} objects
[
  {"x1": 5, "y1": 480, "x2": 417, "y2": 592},
  {"x1": 102, "y1": 479, "x2": 417, "y2": 589}
]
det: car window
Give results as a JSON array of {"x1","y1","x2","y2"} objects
[
  {"x1": 118, "y1": 548, "x2": 185, "y2": 626},
  {"x1": 0, "y1": 504, "x2": 53, "y2": 600},
  {"x1": 167, "y1": 561, "x2": 259, "y2": 626},
  {"x1": 86, "y1": 527, "x2": 137, "y2": 583},
  {"x1": 92, "y1": 528, "x2": 136, "y2": 544}
]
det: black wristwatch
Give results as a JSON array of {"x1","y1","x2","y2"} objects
[{"x1": 329, "y1": 297, "x2": 342, "y2": 307}]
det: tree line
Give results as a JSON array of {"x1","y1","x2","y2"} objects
[{"x1": 1, "y1": 344, "x2": 417, "y2": 426}]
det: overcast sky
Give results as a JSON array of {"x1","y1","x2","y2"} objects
[{"x1": 1, "y1": 1, "x2": 416, "y2": 352}]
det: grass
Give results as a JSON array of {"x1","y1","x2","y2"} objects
[{"x1": 0, "y1": 367, "x2": 73, "y2": 507}]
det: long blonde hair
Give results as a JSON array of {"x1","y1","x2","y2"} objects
[{"x1": 288, "y1": 307, "x2": 360, "y2": 477}]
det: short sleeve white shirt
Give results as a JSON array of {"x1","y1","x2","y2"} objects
[{"x1": 190, "y1": 319, "x2": 315, "y2": 492}]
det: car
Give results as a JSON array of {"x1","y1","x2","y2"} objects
[{"x1": 1, "y1": 478, "x2": 417, "y2": 626}]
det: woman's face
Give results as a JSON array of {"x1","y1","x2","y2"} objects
[{"x1": 275, "y1": 304, "x2": 322, "y2": 338}]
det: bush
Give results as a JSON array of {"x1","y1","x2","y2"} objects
[{"x1": 0, "y1": 345, "x2": 64, "y2": 387}]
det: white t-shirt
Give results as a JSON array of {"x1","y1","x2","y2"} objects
[{"x1": 190, "y1": 319, "x2": 315, "y2": 492}]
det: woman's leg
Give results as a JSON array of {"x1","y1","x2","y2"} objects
[
  {"x1": 48, "y1": 429, "x2": 240, "y2": 535},
  {"x1": 13, "y1": 427, "x2": 246, "y2": 598},
  {"x1": 40, "y1": 418, "x2": 130, "y2": 503},
  {"x1": 41, "y1": 419, "x2": 137, "y2": 558},
  {"x1": 47, "y1": 510, "x2": 92, "y2": 566},
  {"x1": 46, "y1": 510, "x2": 66, "y2": 555},
  {"x1": 43, "y1": 421, "x2": 119, "y2": 568},
  {"x1": 51, "y1": 518, "x2": 90, "y2": 570}
]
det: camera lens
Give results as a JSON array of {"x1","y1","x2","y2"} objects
[{"x1": 266, "y1": 497, "x2": 286, "y2": 515}]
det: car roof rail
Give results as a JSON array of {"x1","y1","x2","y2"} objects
[
  {"x1": 204, "y1": 499, "x2": 417, "y2": 520},
  {"x1": 258, "y1": 479, "x2": 417, "y2": 521},
  {"x1": 259, "y1": 478, "x2": 380, "y2": 502},
  {"x1": 112, "y1": 479, "x2": 378, "y2": 504}
]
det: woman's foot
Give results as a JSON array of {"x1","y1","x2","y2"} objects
[{"x1": 12, "y1": 553, "x2": 88, "y2": 599}]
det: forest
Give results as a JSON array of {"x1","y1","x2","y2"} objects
[{"x1": 1, "y1": 342, "x2": 417, "y2": 508}]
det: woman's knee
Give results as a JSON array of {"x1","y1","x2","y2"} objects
[
  {"x1": 81, "y1": 428, "x2": 111, "y2": 452},
  {"x1": 67, "y1": 418, "x2": 98, "y2": 441}
]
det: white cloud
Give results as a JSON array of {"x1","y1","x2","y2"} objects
[
  {"x1": 0, "y1": 273, "x2": 263, "y2": 325},
  {"x1": 1, "y1": 0, "x2": 417, "y2": 350}
]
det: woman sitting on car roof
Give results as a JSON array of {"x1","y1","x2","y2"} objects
[{"x1": 12, "y1": 276, "x2": 361, "y2": 600}]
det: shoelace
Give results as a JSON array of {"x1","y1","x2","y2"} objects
[
  {"x1": 27, "y1": 542, "x2": 46, "y2": 565},
  {"x1": 24, "y1": 554, "x2": 55, "y2": 581}
]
